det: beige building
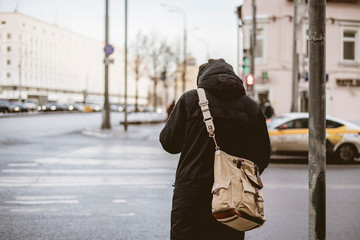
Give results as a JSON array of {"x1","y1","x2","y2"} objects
[
  {"x1": 0, "y1": 12, "x2": 149, "y2": 105},
  {"x1": 241, "y1": 0, "x2": 360, "y2": 121}
]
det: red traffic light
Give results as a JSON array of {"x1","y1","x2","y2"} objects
[{"x1": 246, "y1": 74, "x2": 254, "y2": 86}]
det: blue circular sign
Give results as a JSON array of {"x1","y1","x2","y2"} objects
[{"x1": 104, "y1": 44, "x2": 114, "y2": 56}]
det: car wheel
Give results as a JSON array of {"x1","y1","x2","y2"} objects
[{"x1": 336, "y1": 144, "x2": 356, "y2": 162}]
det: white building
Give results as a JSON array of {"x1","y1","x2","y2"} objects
[
  {"x1": 241, "y1": 0, "x2": 360, "y2": 121},
  {"x1": 0, "y1": 12, "x2": 149, "y2": 105}
]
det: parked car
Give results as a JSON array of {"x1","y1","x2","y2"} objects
[
  {"x1": 110, "y1": 104, "x2": 124, "y2": 112},
  {"x1": 267, "y1": 113, "x2": 360, "y2": 162},
  {"x1": 9, "y1": 101, "x2": 29, "y2": 112},
  {"x1": 24, "y1": 99, "x2": 39, "y2": 111},
  {"x1": 73, "y1": 103, "x2": 85, "y2": 112},
  {"x1": 84, "y1": 103, "x2": 102, "y2": 112},
  {"x1": 0, "y1": 99, "x2": 10, "y2": 113},
  {"x1": 40, "y1": 102, "x2": 67, "y2": 112}
]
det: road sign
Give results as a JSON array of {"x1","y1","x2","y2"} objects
[
  {"x1": 104, "y1": 44, "x2": 114, "y2": 56},
  {"x1": 103, "y1": 58, "x2": 114, "y2": 65}
]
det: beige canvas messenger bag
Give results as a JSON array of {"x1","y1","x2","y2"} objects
[{"x1": 197, "y1": 88, "x2": 266, "y2": 231}]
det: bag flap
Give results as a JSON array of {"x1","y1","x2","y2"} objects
[
  {"x1": 242, "y1": 160, "x2": 264, "y2": 190},
  {"x1": 211, "y1": 181, "x2": 231, "y2": 195}
]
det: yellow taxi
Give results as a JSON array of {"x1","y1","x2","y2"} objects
[{"x1": 267, "y1": 113, "x2": 360, "y2": 162}]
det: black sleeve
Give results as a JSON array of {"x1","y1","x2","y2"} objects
[
  {"x1": 159, "y1": 95, "x2": 187, "y2": 154},
  {"x1": 254, "y1": 111, "x2": 271, "y2": 174}
]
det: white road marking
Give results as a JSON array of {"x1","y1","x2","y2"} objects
[
  {"x1": 70, "y1": 144, "x2": 165, "y2": 155},
  {"x1": 113, "y1": 199, "x2": 127, "y2": 204},
  {"x1": 5, "y1": 200, "x2": 79, "y2": 205},
  {"x1": 115, "y1": 213, "x2": 135, "y2": 217},
  {"x1": 8, "y1": 163, "x2": 40, "y2": 167},
  {"x1": 4, "y1": 195, "x2": 79, "y2": 205},
  {"x1": 0, "y1": 176, "x2": 172, "y2": 187},
  {"x1": 32, "y1": 158, "x2": 176, "y2": 168},
  {"x1": 10, "y1": 208, "x2": 58, "y2": 213},
  {"x1": 2, "y1": 168, "x2": 174, "y2": 174},
  {"x1": 15, "y1": 195, "x2": 78, "y2": 200},
  {"x1": 81, "y1": 130, "x2": 113, "y2": 139}
]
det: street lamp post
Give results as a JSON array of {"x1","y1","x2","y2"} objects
[
  {"x1": 161, "y1": 4, "x2": 187, "y2": 93},
  {"x1": 101, "y1": 0, "x2": 111, "y2": 129},
  {"x1": 235, "y1": 5, "x2": 243, "y2": 76},
  {"x1": 124, "y1": 0, "x2": 128, "y2": 131}
]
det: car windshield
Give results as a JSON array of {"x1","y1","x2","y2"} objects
[{"x1": 266, "y1": 116, "x2": 287, "y2": 129}]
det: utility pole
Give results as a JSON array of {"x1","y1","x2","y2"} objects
[
  {"x1": 124, "y1": 0, "x2": 128, "y2": 131},
  {"x1": 182, "y1": 17, "x2": 187, "y2": 93},
  {"x1": 291, "y1": 0, "x2": 300, "y2": 112},
  {"x1": 308, "y1": 0, "x2": 326, "y2": 239},
  {"x1": 101, "y1": 0, "x2": 111, "y2": 129},
  {"x1": 249, "y1": 0, "x2": 256, "y2": 98}
]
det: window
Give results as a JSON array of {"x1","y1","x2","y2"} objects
[
  {"x1": 326, "y1": 120, "x2": 343, "y2": 129},
  {"x1": 302, "y1": 27, "x2": 309, "y2": 59},
  {"x1": 278, "y1": 118, "x2": 308, "y2": 129},
  {"x1": 7, "y1": 59, "x2": 11, "y2": 65},
  {"x1": 340, "y1": 24, "x2": 359, "y2": 64},
  {"x1": 7, "y1": 46, "x2": 11, "y2": 52},
  {"x1": 255, "y1": 28, "x2": 264, "y2": 60},
  {"x1": 249, "y1": 27, "x2": 266, "y2": 63},
  {"x1": 7, "y1": 73, "x2": 11, "y2": 78},
  {"x1": 244, "y1": 19, "x2": 267, "y2": 64},
  {"x1": 1, "y1": 21, "x2": 6, "y2": 24},
  {"x1": 343, "y1": 31, "x2": 356, "y2": 60},
  {"x1": 7, "y1": 33, "x2": 11, "y2": 39}
]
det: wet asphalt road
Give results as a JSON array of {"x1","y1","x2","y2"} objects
[{"x1": 0, "y1": 112, "x2": 360, "y2": 240}]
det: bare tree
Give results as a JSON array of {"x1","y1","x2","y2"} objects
[
  {"x1": 130, "y1": 31, "x2": 147, "y2": 112},
  {"x1": 159, "y1": 44, "x2": 176, "y2": 107},
  {"x1": 145, "y1": 34, "x2": 174, "y2": 110}
]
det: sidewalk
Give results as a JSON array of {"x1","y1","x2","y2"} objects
[{"x1": 81, "y1": 112, "x2": 167, "y2": 141}]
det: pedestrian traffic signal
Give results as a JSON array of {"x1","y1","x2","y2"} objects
[
  {"x1": 246, "y1": 74, "x2": 254, "y2": 92},
  {"x1": 246, "y1": 74, "x2": 254, "y2": 86},
  {"x1": 243, "y1": 56, "x2": 250, "y2": 74}
]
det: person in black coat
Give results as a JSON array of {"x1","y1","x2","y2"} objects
[
  {"x1": 263, "y1": 100, "x2": 274, "y2": 119},
  {"x1": 159, "y1": 59, "x2": 270, "y2": 240}
]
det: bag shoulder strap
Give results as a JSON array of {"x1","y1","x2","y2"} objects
[{"x1": 197, "y1": 88, "x2": 220, "y2": 150}]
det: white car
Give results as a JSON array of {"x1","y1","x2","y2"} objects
[{"x1": 267, "y1": 113, "x2": 360, "y2": 162}]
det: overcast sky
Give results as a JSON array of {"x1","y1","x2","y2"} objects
[{"x1": 0, "y1": 0, "x2": 244, "y2": 67}]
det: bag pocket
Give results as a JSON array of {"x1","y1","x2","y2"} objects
[
  {"x1": 211, "y1": 180, "x2": 231, "y2": 213},
  {"x1": 241, "y1": 176, "x2": 264, "y2": 217}
]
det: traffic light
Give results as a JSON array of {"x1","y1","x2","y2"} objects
[
  {"x1": 246, "y1": 74, "x2": 254, "y2": 92},
  {"x1": 243, "y1": 56, "x2": 250, "y2": 74},
  {"x1": 160, "y1": 70, "x2": 167, "y2": 81}
]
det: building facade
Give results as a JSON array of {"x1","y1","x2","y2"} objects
[
  {"x1": 241, "y1": 0, "x2": 360, "y2": 121},
  {"x1": 0, "y1": 12, "x2": 149, "y2": 106}
]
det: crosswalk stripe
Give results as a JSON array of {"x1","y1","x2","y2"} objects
[
  {"x1": 5, "y1": 200, "x2": 79, "y2": 204},
  {"x1": 2, "y1": 168, "x2": 175, "y2": 174}
]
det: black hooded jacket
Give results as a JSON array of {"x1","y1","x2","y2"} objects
[{"x1": 159, "y1": 59, "x2": 270, "y2": 240}]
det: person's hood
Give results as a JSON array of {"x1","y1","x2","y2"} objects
[{"x1": 196, "y1": 59, "x2": 246, "y2": 99}]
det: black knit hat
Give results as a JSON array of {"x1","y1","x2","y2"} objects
[{"x1": 196, "y1": 59, "x2": 226, "y2": 84}]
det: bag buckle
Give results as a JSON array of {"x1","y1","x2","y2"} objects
[
  {"x1": 198, "y1": 100, "x2": 209, "y2": 107},
  {"x1": 233, "y1": 159, "x2": 245, "y2": 169}
]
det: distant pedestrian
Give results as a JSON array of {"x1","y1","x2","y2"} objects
[
  {"x1": 264, "y1": 100, "x2": 274, "y2": 119},
  {"x1": 159, "y1": 59, "x2": 270, "y2": 240}
]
